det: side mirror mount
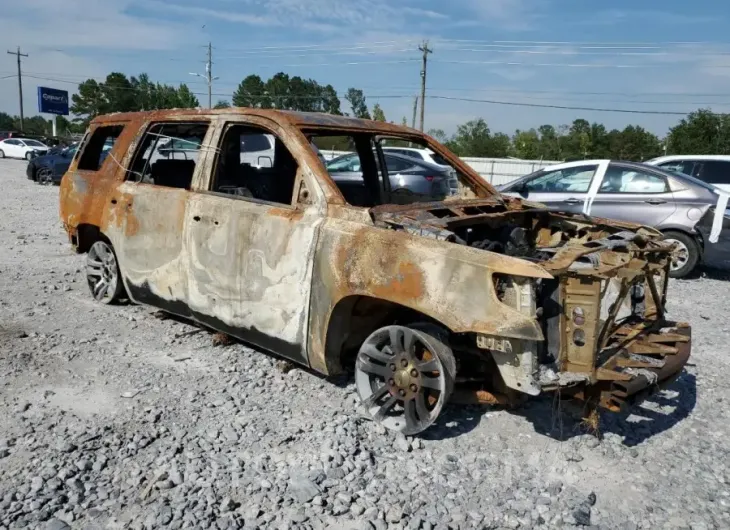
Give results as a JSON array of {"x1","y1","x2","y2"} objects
[{"x1": 512, "y1": 182, "x2": 529, "y2": 197}]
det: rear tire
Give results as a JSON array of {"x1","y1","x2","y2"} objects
[
  {"x1": 86, "y1": 240, "x2": 125, "y2": 304},
  {"x1": 0, "y1": 149, "x2": 4, "y2": 158},
  {"x1": 663, "y1": 230, "x2": 700, "y2": 279}
]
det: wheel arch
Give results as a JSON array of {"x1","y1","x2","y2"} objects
[
  {"x1": 74, "y1": 223, "x2": 113, "y2": 254},
  {"x1": 660, "y1": 225, "x2": 704, "y2": 255},
  {"x1": 322, "y1": 294, "x2": 452, "y2": 376}
]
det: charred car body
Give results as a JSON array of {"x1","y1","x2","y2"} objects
[{"x1": 59, "y1": 109, "x2": 691, "y2": 435}]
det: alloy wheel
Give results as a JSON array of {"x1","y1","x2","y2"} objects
[
  {"x1": 355, "y1": 325, "x2": 454, "y2": 435},
  {"x1": 86, "y1": 241, "x2": 122, "y2": 304}
]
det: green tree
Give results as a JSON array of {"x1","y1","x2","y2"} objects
[
  {"x1": 319, "y1": 84, "x2": 341, "y2": 115},
  {"x1": 489, "y1": 132, "x2": 511, "y2": 157},
  {"x1": 536, "y1": 125, "x2": 563, "y2": 159},
  {"x1": 71, "y1": 79, "x2": 105, "y2": 124},
  {"x1": 427, "y1": 128, "x2": 448, "y2": 143},
  {"x1": 20, "y1": 116, "x2": 51, "y2": 135},
  {"x1": 55, "y1": 115, "x2": 75, "y2": 135},
  {"x1": 266, "y1": 73, "x2": 292, "y2": 109},
  {"x1": 233, "y1": 75, "x2": 269, "y2": 108},
  {"x1": 345, "y1": 88, "x2": 370, "y2": 119},
  {"x1": 447, "y1": 119, "x2": 493, "y2": 157},
  {"x1": 0, "y1": 112, "x2": 14, "y2": 130},
  {"x1": 100, "y1": 73, "x2": 138, "y2": 114},
  {"x1": 512, "y1": 129, "x2": 541, "y2": 159},
  {"x1": 214, "y1": 100, "x2": 231, "y2": 109},
  {"x1": 372, "y1": 103, "x2": 386, "y2": 121},
  {"x1": 176, "y1": 84, "x2": 199, "y2": 108},
  {"x1": 615, "y1": 125, "x2": 662, "y2": 161},
  {"x1": 130, "y1": 74, "x2": 154, "y2": 111},
  {"x1": 667, "y1": 109, "x2": 730, "y2": 155}
]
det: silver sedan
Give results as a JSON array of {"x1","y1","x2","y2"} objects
[{"x1": 498, "y1": 160, "x2": 730, "y2": 278}]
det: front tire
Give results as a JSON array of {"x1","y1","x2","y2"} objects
[
  {"x1": 663, "y1": 230, "x2": 700, "y2": 279},
  {"x1": 355, "y1": 324, "x2": 456, "y2": 435},
  {"x1": 86, "y1": 241, "x2": 125, "y2": 304},
  {"x1": 25, "y1": 152, "x2": 34, "y2": 161},
  {"x1": 36, "y1": 167, "x2": 53, "y2": 185}
]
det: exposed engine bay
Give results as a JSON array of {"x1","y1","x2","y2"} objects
[{"x1": 369, "y1": 199, "x2": 690, "y2": 414}]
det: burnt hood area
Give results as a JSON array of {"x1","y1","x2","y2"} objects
[{"x1": 370, "y1": 199, "x2": 663, "y2": 265}]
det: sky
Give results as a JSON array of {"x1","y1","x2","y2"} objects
[{"x1": 2, "y1": 0, "x2": 730, "y2": 137}]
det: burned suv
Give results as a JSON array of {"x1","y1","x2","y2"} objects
[{"x1": 59, "y1": 109, "x2": 690, "y2": 435}]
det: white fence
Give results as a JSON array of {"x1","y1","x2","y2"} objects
[
  {"x1": 460, "y1": 158, "x2": 561, "y2": 186},
  {"x1": 319, "y1": 150, "x2": 561, "y2": 187}
]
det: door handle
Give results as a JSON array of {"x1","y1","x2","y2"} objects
[
  {"x1": 645, "y1": 199, "x2": 667, "y2": 205},
  {"x1": 563, "y1": 198, "x2": 581, "y2": 204}
]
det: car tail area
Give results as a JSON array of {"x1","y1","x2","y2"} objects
[{"x1": 370, "y1": 199, "x2": 691, "y2": 413}]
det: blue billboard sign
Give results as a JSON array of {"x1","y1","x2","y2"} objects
[{"x1": 37, "y1": 86, "x2": 69, "y2": 115}]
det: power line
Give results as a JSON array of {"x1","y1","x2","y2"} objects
[
  {"x1": 433, "y1": 39, "x2": 730, "y2": 46},
  {"x1": 8, "y1": 71, "x2": 729, "y2": 100},
  {"x1": 6, "y1": 47, "x2": 28, "y2": 132},
  {"x1": 216, "y1": 49, "x2": 413, "y2": 61},
  {"x1": 16, "y1": 74, "x2": 730, "y2": 112},
  {"x1": 432, "y1": 59, "x2": 730, "y2": 69},
  {"x1": 212, "y1": 40, "x2": 416, "y2": 52},
  {"x1": 428, "y1": 95, "x2": 711, "y2": 116}
]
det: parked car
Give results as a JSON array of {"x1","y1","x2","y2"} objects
[
  {"x1": 326, "y1": 151, "x2": 458, "y2": 204},
  {"x1": 0, "y1": 138, "x2": 50, "y2": 160},
  {"x1": 27, "y1": 142, "x2": 112, "y2": 184},
  {"x1": 382, "y1": 146, "x2": 450, "y2": 168},
  {"x1": 498, "y1": 160, "x2": 730, "y2": 278},
  {"x1": 59, "y1": 109, "x2": 689, "y2": 435},
  {"x1": 646, "y1": 155, "x2": 730, "y2": 192}
]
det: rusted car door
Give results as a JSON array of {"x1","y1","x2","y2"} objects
[
  {"x1": 107, "y1": 120, "x2": 213, "y2": 315},
  {"x1": 185, "y1": 117, "x2": 325, "y2": 365}
]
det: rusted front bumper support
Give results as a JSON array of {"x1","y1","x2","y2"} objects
[{"x1": 573, "y1": 322, "x2": 691, "y2": 412}]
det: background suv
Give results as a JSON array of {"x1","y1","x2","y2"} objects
[
  {"x1": 382, "y1": 146, "x2": 451, "y2": 168},
  {"x1": 647, "y1": 155, "x2": 730, "y2": 192}
]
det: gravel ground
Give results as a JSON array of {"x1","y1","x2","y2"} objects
[{"x1": 1, "y1": 157, "x2": 729, "y2": 530}]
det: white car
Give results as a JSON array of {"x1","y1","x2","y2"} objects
[
  {"x1": 382, "y1": 147, "x2": 450, "y2": 169},
  {"x1": 0, "y1": 138, "x2": 50, "y2": 160},
  {"x1": 646, "y1": 155, "x2": 730, "y2": 192}
]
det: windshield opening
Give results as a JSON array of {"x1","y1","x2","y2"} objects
[{"x1": 306, "y1": 130, "x2": 486, "y2": 207}]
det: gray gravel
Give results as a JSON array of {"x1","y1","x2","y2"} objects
[{"x1": 1, "y1": 158, "x2": 729, "y2": 530}]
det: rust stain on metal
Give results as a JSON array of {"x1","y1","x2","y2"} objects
[
  {"x1": 267, "y1": 207, "x2": 304, "y2": 220},
  {"x1": 372, "y1": 261, "x2": 425, "y2": 301}
]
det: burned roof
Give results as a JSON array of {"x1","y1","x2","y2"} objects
[{"x1": 90, "y1": 107, "x2": 424, "y2": 136}]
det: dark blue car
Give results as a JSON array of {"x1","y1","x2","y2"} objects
[
  {"x1": 26, "y1": 144, "x2": 79, "y2": 184},
  {"x1": 26, "y1": 143, "x2": 110, "y2": 185}
]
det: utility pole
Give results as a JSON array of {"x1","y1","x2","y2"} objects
[
  {"x1": 418, "y1": 41, "x2": 432, "y2": 131},
  {"x1": 189, "y1": 42, "x2": 218, "y2": 108},
  {"x1": 7, "y1": 47, "x2": 28, "y2": 132},
  {"x1": 411, "y1": 96, "x2": 418, "y2": 129}
]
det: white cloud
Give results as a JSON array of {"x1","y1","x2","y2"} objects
[
  {"x1": 0, "y1": 0, "x2": 203, "y2": 118},
  {"x1": 461, "y1": 0, "x2": 544, "y2": 30},
  {"x1": 1, "y1": 0, "x2": 190, "y2": 51},
  {"x1": 144, "y1": 0, "x2": 450, "y2": 36}
]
